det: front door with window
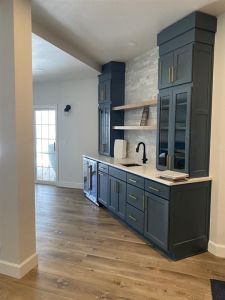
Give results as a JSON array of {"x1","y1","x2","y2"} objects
[{"x1": 34, "y1": 107, "x2": 57, "y2": 184}]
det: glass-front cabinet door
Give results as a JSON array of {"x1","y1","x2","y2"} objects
[
  {"x1": 171, "y1": 85, "x2": 191, "y2": 173},
  {"x1": 99, "y1": 103, "x2": 110, "y2": 155},
  {"x1": 157, "y1": 89, "x2": 173, "y2": 170}
]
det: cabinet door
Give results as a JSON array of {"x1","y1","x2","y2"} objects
[
  {"x1": 158, "y1": 52, "x2": 173, "y2": 89},
  {"x1": 108, "y1": 176, "x2": 118, "y2": 213},
  {"x1": 171, "y1": 85, "x2": 191, "y2": 173},
  {"x1": 157, "y1": 89, "x2": 173, "y2": 170},
  {"x1": 117, "y1": 179, "x2": 126, "y2": 220},
  {"x1": 144, "y1": 193, "x2": 169, "y2": 250},
  {"x1": 98, "y1": 103, "x2": 110, "y2": 156},
  {"x1": 98, "y1": 171, "x2": 108, "y2": 207},
  {"x1": 98, "y1": 80, "x2": 111, "y2": 102},
  {"x1": 173, "y1": 44, "x2": 193, "y2": 86}
]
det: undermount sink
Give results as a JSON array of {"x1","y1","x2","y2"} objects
[{"x1": 121, "y1": 163, "x2": 142, "y2": 167}]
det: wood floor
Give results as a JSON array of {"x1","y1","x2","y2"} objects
[{"x1": 0, "y1": 185, "x2": 225, "y2": 300}]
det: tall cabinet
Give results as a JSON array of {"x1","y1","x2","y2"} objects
[
  {"x1": 157, "y1": 12, "x2": 217, "y2": 177},
  {"x1": 98, "y1": 62, "x2": 125, "y2": 156}
]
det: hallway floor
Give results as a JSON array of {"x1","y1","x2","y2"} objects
[{"x1": 0, "y1": 184, "x2": 225, "y2": 299}]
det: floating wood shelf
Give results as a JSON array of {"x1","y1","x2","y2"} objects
[
  {"x1": 112, "y1": 99, "x2": 157, "y2": 111},
  {"x1": 113, "y1": 125, "x2": 156, "y2": 130}
]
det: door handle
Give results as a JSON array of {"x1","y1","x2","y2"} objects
[{"x1": 53, "y1": 142, "x2": 56, "y2": 152}]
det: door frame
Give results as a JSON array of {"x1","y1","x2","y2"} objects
[{"x1": 33, "y1": 104, "x2": 59, "y2": 186}]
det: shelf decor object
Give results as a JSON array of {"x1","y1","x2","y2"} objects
[{"x1": 140, "y1": 106, "x2": 149, "y2": 126}]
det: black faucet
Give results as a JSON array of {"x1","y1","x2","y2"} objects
[{"x1": 136, "y1": 142, "x2": 148, "y2": 164}]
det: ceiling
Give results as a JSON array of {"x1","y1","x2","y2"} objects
[
  {"x1": 31, "y1": 0, "x2": 225, "y2": 79},
  {"x1": 32, "y1": 33, "x2": 98, "y2": 81}
]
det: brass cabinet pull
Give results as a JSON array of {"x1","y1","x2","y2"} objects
[
  {"x1": 149, "y1": 186, "x2": 159, "y2": 192},
  {"x1": 129, "y1": 179, "x2": 137, "y2": 183},
  {"x1": 128, "y1": 194, "x2": 137, "y2": 200},
  {"x1": 129, "y1": 215, "x2": 137, "y2": 222},
  {"x1": 168, "y1": 67, "x2": 171, "y2": 83},
  {"x1": 171, "y1": 67, "x2": 174, "y2": 82}
]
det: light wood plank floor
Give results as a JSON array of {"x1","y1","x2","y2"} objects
[{"x1": 0, "y1": 184, "x2": 225, "y2": 299}]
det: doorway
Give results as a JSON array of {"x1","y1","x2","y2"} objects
[{"x1": 34, "y1": 106, "x2": 58, "y2": 185}]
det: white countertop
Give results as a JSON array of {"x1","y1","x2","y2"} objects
[{"x1": 83, "y1": 154, "x2": 211, "y2": 186}]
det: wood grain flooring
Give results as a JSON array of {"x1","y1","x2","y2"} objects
[{"x1": 0, "y1": 184, "x2": 225, "y2": 300}]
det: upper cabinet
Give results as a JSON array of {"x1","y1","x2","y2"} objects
[
  {"x1": 157, "y1": 12, "x2": 217, "y2": 177},
  {"x1": 98, "y1": 62, "x2": 125, "y2": 157},
  {"x1": 159, "y1": 44, "x2": 193, "y2": 89}
]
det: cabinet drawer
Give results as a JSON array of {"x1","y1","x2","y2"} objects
[
  {"x1": 126, "y1": 204, "x2": 144, "y2": 234},
  {"x1": 145, "y1": 179, "x2": 170, "y2": 200},
  {"x1": 127, "y1": 173, "x2": 144, "y2": 189},
  {"x1": 127, "y1": 184, "x2": 144, "y2": 211},
  {"x1": 109, "y1": 166, "x2": 126, "y2": 181},
  {"x1": 98, "y1": 163, "x2": 109, "y2": 174}
]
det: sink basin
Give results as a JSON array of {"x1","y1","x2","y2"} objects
[{"x1": 121, "y1": 163, "x2": 142, "y2": 167}]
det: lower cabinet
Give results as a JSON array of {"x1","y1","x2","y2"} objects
[
  {"x1": 144, "y1": 192, "x2": 169, "y2": 251},
  {"x1": 98, "y1": 170, "x2": 108, "y2": 207},
  {"x1": 84, "y1": 158, "x2": 211, "y2": 260},
  {"x1": 109, "y1": 176, "x2": 126, "y2": 220}
]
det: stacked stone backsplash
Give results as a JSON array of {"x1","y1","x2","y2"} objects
[{"x1": 124, "y1": 47, "x2": 159, "y2": 166}]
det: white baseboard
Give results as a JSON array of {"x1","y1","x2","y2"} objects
[
  {"x1": 0, "y1": 253, "x2": 38, "y2": 279},
  {"x1": 58, "y1": 181, "x2": 83, "y2": 189},
  {"x1": 208, "y1": 240, "x2": 225, "y2": 258}
]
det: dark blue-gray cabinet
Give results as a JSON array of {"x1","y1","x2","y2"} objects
[
  {"x1": 98, "y1": 61, "x2": 125, "y2": 157},
  {"x1": 157, "y1": 11, "x2": 217, "y2": 177},
  {"x1": 98, "y1": 170, "x2": 108, "y2": 207},
  {"x1": 108, "y1": 176, "x2": 126, "y2": 220}
]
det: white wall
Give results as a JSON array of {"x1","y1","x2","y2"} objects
[
  {"x1": 33, "y1": 77, "x2": 98, "y2": 188},
  {"x1": 208, "y1": 11, "x2": 225, "y2": 257}
]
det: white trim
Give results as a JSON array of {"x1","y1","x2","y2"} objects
[
  {"x1": 208, "y1": 240, "x2": 225, "y2": 258},
  {"x1": 58, "y1": 181, "x2": 83, "y2": 189},
  {"x1": 0, "y1": 253, "x2": 38, "y2": 279}
]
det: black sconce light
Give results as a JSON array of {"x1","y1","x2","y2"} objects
[{"x1": 64, "y1": 105, "x2": 71, "y2": 112}]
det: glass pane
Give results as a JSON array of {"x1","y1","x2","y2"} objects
[
  {"x1": 36, "y1": 125, "x2": 42, "y2": 139},
  {"x1": 43, "y1": 167, "x2": 50, "y2": 181},
  {"x1": 42, "y1": 153, "x2": 50, "y2": 167},
  {"x1": 49, "y1": 168, "x2": 56, "y2": 181},
  {"x1": 36, "y1": 167, "x2": 43, "y2": 180},
  {"x1": 49, "y1": 125, "x2": 56, "y2": 139},
  {"x1": 35, "y1": 111, "x2": 42, "y2": 124},
  {"x1": 49, "y1": 110, "x2": 55, "y2": 125},
  {"x1": 41, "y1": 139, "x2": 49, "y2": 153},
  {"x1": 48, "y1": 140, "x2": 55, "y2": 153},
  {"x1": 36, "y1": 153, "x2": 43, "y2": 167},
  {"x1": 42, "y1": 125, "x2": 48, "y2": 139},
  {"x1": 158, "y1": 97, "x2": 170, "y2": 167},
  {"x1": 36, "y1": 139, "x2": 42, "y2": 153},
  {"x1": 42, "y1": 111, "x2": 48, "y2": 125},
  {"x1": 174, "y1": 92, "x2": 187, "y2": 170}
]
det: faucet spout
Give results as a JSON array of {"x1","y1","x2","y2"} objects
[{"x1": 136, "y1": 142, "x2": 148, "y2": 164}]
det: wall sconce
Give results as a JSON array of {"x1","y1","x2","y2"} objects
[{"x1": 64, "y1": 105, "x2": 71, "y2": 112}]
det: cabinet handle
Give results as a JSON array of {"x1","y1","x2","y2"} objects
[
  {"x1": 129, "y1": 179, "x2": 137, "y2": 183},
  {"x1": 171, "y1": 67, "x2": 174, "y2": 83},
  {"x1": 98, "y1": 172, "x2": 104, "y2": 176},
  {"x1": 168, "y1": 67, "x2": 171, "y2": 83},
  {"x1": 129, "y1": 215, "x2": 137, "y2": 222},
  {"x1": 149, "y1": 186, "x2": 159, "y2": 192},
  {"x1": 99, "y1": 167, "x2": 105, "y2": 171},
  {"x1": 128, "y1": 194, "x2": 137, "y2": 200}
]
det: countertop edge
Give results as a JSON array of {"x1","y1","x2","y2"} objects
[{"x1": 83, "y1": 154, "x2": 212, "y2": 186}]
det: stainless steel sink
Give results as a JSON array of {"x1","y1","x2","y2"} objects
[{"x1": 121, "y1": 163, "x2": 142, "y2": 167}]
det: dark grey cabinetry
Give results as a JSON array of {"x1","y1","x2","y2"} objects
[
  {"x1": 98, "y1": 62, "x2": 125, "y2": 157},
  {"x1": 157, "y1": 12, "x2": 217, "y2": 177},
  {"x1": 98, "y1": 170, "x2": 108, "y2": 207},
  {"x1": 144, "y1": 192, "x2": 169, "y2": 250},
  {"x1": 109, "y1": 176, "x2": 126, "y2": 220},
  {"x1": 159, "y1": 44, "x2": 193, "y2": 89}
]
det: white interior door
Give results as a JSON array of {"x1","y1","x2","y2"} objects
[{"x1": 34, "y1": 106, "x2": 58, "y2": 185}]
